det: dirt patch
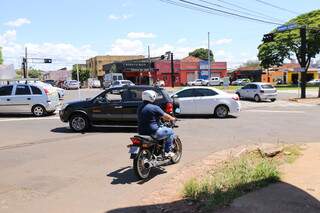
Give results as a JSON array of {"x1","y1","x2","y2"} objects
[{"x1": 289, "y1": 97, "x2": 320, "y2": 105}]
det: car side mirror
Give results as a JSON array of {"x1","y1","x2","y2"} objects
[{"x1": 172, "y1": 94, "x2": 178, "y2": 99}]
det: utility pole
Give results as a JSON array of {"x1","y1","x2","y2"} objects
[
  {"x1": 208, "y1": 32, "x2": 211, "y2": 80},
  {"x1": 300, "y1": 26, "x2": 307, "y2": 99},
  {"x1": 170, "y1": 52, "x2": 175, "y2": 88},
  {"x1": 148, "y1": 45, "x2": 153, "y2": 85},
  {"x1": 76, "y1": 64, "x2": 81, "y2": 100},
  {"x1": 23, "y1": 47, "x2": 28, "y2": 78}
]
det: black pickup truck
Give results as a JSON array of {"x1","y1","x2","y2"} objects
[{"x1": 59, "y1": 85, "x2": 176, "y2": 132}]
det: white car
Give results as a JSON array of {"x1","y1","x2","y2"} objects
[
  {"x1": 171, "y1": 87, "x2": 240, "y2": 118},
  {"x1": 0, "y1": 83, "x2": 60, "y2": 116},
  {"x1": 187, "y1": 79, "x2": 208, "y2": 86},
  {"x1": 236, "y1": 82, "x2": 277, "y2": 102},
  {"x1": 64, "y1": 80, "x2": 80, "y2": 90},
  {"x1": 110, "y1": 80, "x2": 135, "y2": 88},
  {"x1": 88, "y1": 78, "x2": 101, "y2": 88},
  {"x1": 208, "y1": 77, "x2": 223, "y2": 86},
  {"x1": 307, "y1": 79, "x2": 320, "y2": 85}
]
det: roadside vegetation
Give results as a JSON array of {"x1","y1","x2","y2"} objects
[{"x1": 182, "y1": 145, "x2": 302, "y2": 211}]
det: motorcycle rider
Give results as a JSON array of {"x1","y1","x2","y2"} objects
[{"x1": 137, "y1": 90, "x2": 176, "y2": 157}]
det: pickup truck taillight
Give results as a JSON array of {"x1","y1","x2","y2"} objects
[
  {"x1": 44, "y1": 88, "x2": 49, "y2": 94},
  {"x1": 165, "y1": 102, "x2": 173, "y2": 114},
  {"x1": 232, "y1": 94, "x2": 239, "y2": 101}
]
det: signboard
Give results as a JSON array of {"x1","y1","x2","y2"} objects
[
  {"x1": 277, "y1": 24, "x2": 298, "y2": 32},
  {"x1": 123, "y1": 61, "x2": 152, "y2": 71}
]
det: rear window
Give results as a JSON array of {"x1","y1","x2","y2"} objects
[
  {"x1": 261, "y1": 84, "x2": 274, "y2": 89},
  {"x1": 0, "y1": 85, "x2": 13, "y2": 96}
]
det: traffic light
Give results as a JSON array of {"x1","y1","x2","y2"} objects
[
  {"x1": 262, "y1": 33, "x2": 274, "y2": 43},
  {"x1": 44, "y1": 58, "x2": 52, "y2": 63}
]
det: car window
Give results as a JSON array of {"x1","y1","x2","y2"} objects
[
  {"x1": 250, "y1": 84, "x2": 258, "y2": 89},
  {"x1": 176, "y1": 89, "x2": 194, "y2": 98},
  {"x1": 30, "y1": 86, "x2": 42, "y2": 95},
  {"x1": 125, "y1": 89, "x2": 163, "y2": 102},
  {"x1": 113, "y1": 76, "x2": 117, "y2": 81},
  {"x1": 107, "y1": 89, "x2": 126, "y2": 102},
  {"x1": 0, "y1": 85, "x2": 13, "y2": 96},
  {"x1": 261, "y1": 84, "x2": 274, "y2": 89},
  {"x1": 242, "y1": 84, "x2": 251, "y2": 89},
  {"x1": 194, "y1": 88, "x2": 218, "y2": 97},
  {"x1": 15, "y1": 85, "x2": 31, "y2": 95}
]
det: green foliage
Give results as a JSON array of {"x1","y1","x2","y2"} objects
[
  {"x1": 72, "y1": 67, "x2": 90, "y2": 83},
  {"x1": 183, "y1": 151, "x2": 280, "y2": 210},
  {"x1": 258, "y1": 9, "x2": 320, "y2": 69},
  {"x1": 189, "y1": 48, "x2": 214, "y2": 61},
  {"x1": 0, "y1": 47, "x2": 3, "y2": 64},
  {"x1": 28, "y1": 68, "x2": 42, "y2": 78}
]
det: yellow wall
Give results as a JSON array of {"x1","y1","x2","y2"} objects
[{"x1": 287, "y1": 71, "x2": 318, "y2": 84}]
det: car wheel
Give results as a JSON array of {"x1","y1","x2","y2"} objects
[
  {"x1": 254, "y1": 94, "x2": 261, "y2": 102},
  {"x1": 219, "y1": 82, "x2": 223, "y2": 86},
  {"x1": 32, "y1": 105, "x2": 46, "y2": 117},
  {"x1": 271, "y1": 98, "x2": 276, "y2": 102},
  {"x1": 214, "y1": 105, "x2": 229, "y2": 118},
  {"x1": 69, "y1": 114, "x2": 89, "y2": 132}
]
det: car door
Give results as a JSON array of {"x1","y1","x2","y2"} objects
[
  {"x1": 240, "y1": 84, "x2": 251, "y2": 98},
  {"x1": 194, "y1": 88, "x2": 219, "y2": 114},
  {"x1": 121, "y1": 88, "x2": 143, "y2": 123},
  {"x1": 175, "y1": 89, "x2": 196, "y2": 114},
  {"x1": 11, "y1": 85, "x2": 33, "y2": 112},
  {"x1": 91, "y1": 89, "x2": 126, "y2": 124},
  {"x1": 0, "y1": 85, "x2": 14, "y2": 113},
  {"x1": 248, "y1": 84, "x2": 258, "y2": 99}
]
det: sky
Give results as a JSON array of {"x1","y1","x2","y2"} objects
[{"x1": 0, "y1": 0, "x2": 319, "y2": 70}]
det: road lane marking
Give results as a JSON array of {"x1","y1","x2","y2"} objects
[
  {"x1": 246, "y1": 109, "x2": 305, "y2": 113},
  {"x1": 0, "y1": 116, "x2": 60, "y2": 122}
]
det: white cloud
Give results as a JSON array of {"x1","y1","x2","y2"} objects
[
  {"x1": 108, "y1": 14, "x2": 132, "y2": 20},
  {"x1": 213, "y1": 38, "x2": 232, "y2": 45},
  {"x1": 215, "y1": 50, "x2": 226, "y2": 56},
  {"x1": 0, "y1": 30, "x2": 17, "y2": 45},
  {"x1": 127, "y1": 32, "x2": 156, "y2": 39},
  {"x1": 109, "y1": 39, "x2": 144, "y2": 55},
  {"x1": 4, "y1": 18, "x2": 31, "y2": 27}
]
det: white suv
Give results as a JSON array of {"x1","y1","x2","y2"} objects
[
  {"x1": 0, "y1": 83, "x2": 60, "y2": 116},
  {"x1": 236, "y1": 82, "x2": 277, "y2": 102}
]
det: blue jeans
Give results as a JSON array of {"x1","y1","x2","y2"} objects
[{"x1": 152, "y1": 127, "x2": 175, "y2": 153}]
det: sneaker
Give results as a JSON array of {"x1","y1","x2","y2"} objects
[{"x1": 164, "y1": 151, "x2": 175, "y2": 158}]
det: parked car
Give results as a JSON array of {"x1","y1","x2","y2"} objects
[
  {"x1": 43, "y1": 79, "x2": 56, "y2": 86},
  {"x1": 103, "y1": 73, "x2": 124, "y2": 89},
  {"x1": 0, "y1": 83, "x2": 60, "y2": 116},
  {"x1": 307, "y1": 79, "x2": 320, "y2": 86},
  {"x1": 110, "y1": 80, "x2": 135, "y2": 88},
  {"x1": 63, "y1": 80, "x2": 80, "y2": 90},
  {"x1": 236, "y1": 82, "x2": 277, "y2": 102},
  {"x1": 171, "y1": 87, "x2": 240, "y2": 118},
  {"x1": 231, "y1": 78, "x2": 251, "y2": 86},
  {"x1": 88, "y1": 78, "x2": 101, "y2": 88},
  {"x1": 59, "y1": 85, "x2": 176, "y2": 132},
  {"x1": 208, "y1": 77, "x2": 224, "y2": 86},
  {"x1": 187, "y1": 79, "x2": 207, "y2": 86}
]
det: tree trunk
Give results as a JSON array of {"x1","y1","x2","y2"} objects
[{"x1": 318, "y1": 84, "x2": 320, "y2": 98}]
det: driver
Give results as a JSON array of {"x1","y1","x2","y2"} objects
[{"x1": 137, "y1": 90, "x2": 176, "y2": 157}]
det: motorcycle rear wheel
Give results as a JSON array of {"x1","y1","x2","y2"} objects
[
  {"x1": 133, "y1": 149, "x2": 152, "y2": 180},
  {"x1": 171, "y1": 137, "x2": 182, "y2": 164}
]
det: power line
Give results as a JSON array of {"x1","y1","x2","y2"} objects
[
  {"x1": 215, "y1": 0, "x2": 286, "y2": 23},
  {"x1": 173, "y1": 0, "x2": 282, "y2": 25},
  {"x1": 253, "y1": 0, "x2": 299, "y2": 15}
]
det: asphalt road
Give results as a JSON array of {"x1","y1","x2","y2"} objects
[{"x1": 0, "y1": 88, "x2": 319, "y2": 213}]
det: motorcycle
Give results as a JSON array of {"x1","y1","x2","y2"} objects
[{"x1": 127, "y1": 120, "x2": 182, "y2": 179}]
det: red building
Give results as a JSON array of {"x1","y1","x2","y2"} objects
[
  {"x1": 211, "y1": 62, "x2": 228, "y2": 78},
  {"x1": 179, "y1": 56, "x2": 201, "y2": 85},
  {"x1": 154, "y1": 60, "x2": 181, "y2": 87}
]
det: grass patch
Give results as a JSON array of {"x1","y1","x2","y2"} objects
[
  {"x1": 281, "y1": 145, "x2": 302, "y2": 164},
  {"x1": 183, "y1": 151, "x2": 280, "y2": 210}
]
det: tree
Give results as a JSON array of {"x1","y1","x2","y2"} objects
[
  {"x1": 241, "y1": 60, "x2": 261, "y2": 67},
  {"x1": 0, "y1": 47, "x2": 3, "y2": 64},
  {"x1": 72, "y1": 66, "x2": 90, "y2": 83},
  {"x1": 28, "y1": 68, "x2": 43, "y2": 79},
  {"x1": 258, "y1": 9, "x2": 320, "y2": 98},
  {"x1": 189, "y1": 48, "x2": 214, "y2": 61}
]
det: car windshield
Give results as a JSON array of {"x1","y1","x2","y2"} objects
[{"x1": 261, "y1": 84, "x2": 274, "y2": 89}]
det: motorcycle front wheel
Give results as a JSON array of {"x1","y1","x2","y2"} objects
[
  {"x1": 171, "y1": 136, "x2": 182, "y2": 164},
  {"x1": 133, "y1": 149, "x2": 152, "y2": 180}
]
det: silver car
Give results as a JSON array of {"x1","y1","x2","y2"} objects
[
  {"x1": 0, "y1": 83, "x2": 60, "y2": 116},
  {"x1": 236, "y1": 82, "x2": 277, "y2": 102}
]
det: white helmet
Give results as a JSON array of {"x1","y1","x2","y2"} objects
[{"x1": 142, "y1": 90, "x2": 157, "y2": 103}]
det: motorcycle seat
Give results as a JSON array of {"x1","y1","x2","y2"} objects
[{"x1": 134, "y1": 135, "x2": 155, "y2": 142}]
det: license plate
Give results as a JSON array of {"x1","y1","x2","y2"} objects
[{"x1": 129, "y1": 146, "x2": 140, "y2": 154}]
